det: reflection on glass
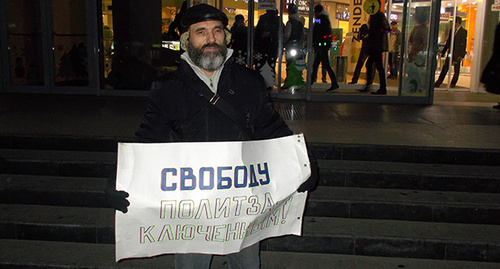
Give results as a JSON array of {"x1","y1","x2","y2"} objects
[
  {"x1": 101, "y1": 0, "x2": 113, "y2": 87},
  {"x1": 6, "y1": 0, "x2": 44, "y2": 86},
  {"x1": 230, "y1": 14, "x2": 249, "y2": 66},
  {"x1": 255, "y1": 9, "x2": 282, "y2": 89},
  {"x1": 101, "y1": 0, "x2": 185, "y2": 90},
  {"x1": 401, "y1": 4, "x2": 431, "y2": 96},
  {"x1": 52, "y1": 0, "x2": 89, "y2": 86},
  {"x1": 282, "y1": 4, "x2": 306, "y2": 93}
]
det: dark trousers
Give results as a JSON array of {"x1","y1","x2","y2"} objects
[
  {"x1": 436, "y1": 57, "x2": 461, "y2": 85},
  {"x1": 312, "y1": 47, "x2": 338, "y2": 87},
  {"x1": 351, "y1": 47, "x2": 374, "y2": 83},
  {"x1": 366, "y1": 52, "x2": 386, "y2": 90},
  {"x1": 389, "y1": 52, "x2": 399, "y2": 76}
]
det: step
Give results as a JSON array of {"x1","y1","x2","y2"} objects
[
  {"x1": 3, "y1": 148, "x2": 500, "y2": 193},
  {"x1": 0, "y1": 174, "x2": 108, "y2": 207},
  {"x1": 0, "y1": 204, "x2": 114, "y2": 244},
  {"x1": 2, "y1": 134, "x2": 500, "y2": 166},
  {"x1": 306, "y1": 186, "x2": 500, "y2": 224},
  {"x1": 2, "y1": 240, "x2": 500, "y2": 269},
  {"x1": 2, "y1": 204, "x2": 500, "y2": 262},
  {"x1": 0, "y1": 134, "x2": 129, "y2": 152},
  {"x1": 319, "y1": 160, "x2": 500, "y2": 193},
  {"x1": 0, "y1": 149, "x2": 116, "y2": 177},
  {"x1": 309, "y1": 142, "x2": 500, "y2": 166},
  {"x1": 264, "y1": 217, "x2": 500, "y2": 263},
  {"x1": 3, "y1": 175, "x2": 499, "y2": 224}
]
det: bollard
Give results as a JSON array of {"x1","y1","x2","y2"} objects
[{"x1": 335, "y1": 56, "x2": 348, "y2": 83}]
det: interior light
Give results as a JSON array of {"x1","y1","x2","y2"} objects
[{"x1": 447, "y1": 3, "x2": 452, "y2": 6}]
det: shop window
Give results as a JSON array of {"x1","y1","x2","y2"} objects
[{"x1": 52, "y1": 0, "x2": 89, "y2": 86}]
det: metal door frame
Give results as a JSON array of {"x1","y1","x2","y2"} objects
[{"x1": 0, "y1": 0, "x2": 6, "y2": 93}]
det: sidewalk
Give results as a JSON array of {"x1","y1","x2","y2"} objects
[{"x1": 0, "y1": 92, "x2": 499, "y2": 149}]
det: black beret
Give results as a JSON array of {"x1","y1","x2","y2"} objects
[{"x1": 180, "y1": 4, "x2": 228, "y2": 33}]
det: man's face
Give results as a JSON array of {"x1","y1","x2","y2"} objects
[
  {"x1": 391, "y1": 23, "x2": 397, "y2": 31},
  {"x1": 187, "y1": 20, "x2": 227, "y2": 72}
]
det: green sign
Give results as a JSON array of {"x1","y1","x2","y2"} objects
[{"x1": 363, "y1": 0, "x2": 380, "y2": 15}]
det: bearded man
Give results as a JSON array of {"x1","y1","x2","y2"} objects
[
  {"x1": 134, "y1": 4, "x2": 294, "y2": 144},
  {"x1": 111, "y1": 3, "x2": 317, "y2": 269}
]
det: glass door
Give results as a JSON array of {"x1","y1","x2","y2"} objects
[
  {"x1": 399, "y1": 0, "x2": 440, "y2": 98},
  {"x1": 0, "y1": 0, "x2": 99, "y2": 94},
  {"x1": 51, "y1": 0, "x2": 89, "y2": 88},
  {"x1": 435, "y1": 0, "x2": 477, "y2": 91},
  {"x1": 2, "y1": 0, "x2": 46, "y2": 91}
]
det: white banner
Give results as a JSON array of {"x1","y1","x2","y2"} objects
[{"x1": 115, "y1": 134, "x2": 311, "y2": 261}]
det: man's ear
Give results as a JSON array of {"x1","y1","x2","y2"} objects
[
  {"x1": 180, "y1": 30, "x2": 189, "y2": 51},
  {"x1": 224, "y1": 29, "x2": 232, "y2": 45}
]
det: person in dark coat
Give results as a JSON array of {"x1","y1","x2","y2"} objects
[
  {"x1": 435, "y1": 16, "x2": 468, "y2": 88},
  {"x1": 361, "y1": 9, "x2": 390, "y2": 95},
  {"x1": 311, "y1": 4, "x2": 339, "y2": 92},
  {"x1": 254, "y1": 9, "x2": 283, "y2": 72},
  {"x1": 480, "y1": 22, "x2": 500, "y2": 109},
  {"x1": 408, "y1": 11, "x2": 428, "y2": 63},
  {"x1": 283, "y1": 3, "x2": 305, "y2": 63},
  {"x1": 163, "y1": 1, "x2": 187, "y2": 41},
  {"x1": 229, "y1": 14, "x2": 248, "y2": 65},
  {"x1": 106, "y1": 4, "x2": 318, "y2": 268},
  {"x1": 350, "y1": 23, "x2": 374, "y2": 84}
]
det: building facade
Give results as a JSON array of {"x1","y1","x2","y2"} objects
[{"x1": 0, "y1": 0, "x2": 499, "y2": 104}]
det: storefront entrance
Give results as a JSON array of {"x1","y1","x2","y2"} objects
[{"x1": 0, "y1": 0, "x2": 497, "y2": 102}]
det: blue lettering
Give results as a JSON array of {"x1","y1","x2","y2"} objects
[
  {"x1": 161, "y1": 163, "x2": 270, "y2": 191},
  {"x1": 258, "y1": 163, "x2": 270, "y2": 185},
  {"x1": 180, "y1": 168, "x2": 196, "y2": 190},
  {"x1": 199, "y1": 167, "x2": 214, "y2": 190},
  {"x1": 217, "y1": 166, "x2": 232, "y2": 189},
  {"x1": 161, "y1": 168, "x2": 177, "y2": 191},
  {"x1": 248, "y1": 165, "x2": 259, "y2": 187},
  {"x1": 234, "y1": 166, "x2": 247, "y2": 188}
]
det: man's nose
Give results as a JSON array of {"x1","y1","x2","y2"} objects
[{"x1": 206, "y1": 31, "x2": 216, "y2": 43}]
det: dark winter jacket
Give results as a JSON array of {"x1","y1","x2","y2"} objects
[
  {"x1": 105, "y1": 56, "x2": 317, "y2": 205},
  {"x1": 481, "y1": 22, "x2": 500, "y2": 94},
  {"x1": 442, "y1": 27, "x2": 467, "y2": 61},
  {"x1": 135, "y1": 58, "x2": 293, "y2": 143},
  {"x1": 284, "y1": 16, "x2": 304, "y2": 48},
  {"x1": 230, "y1": 22, "x2": 248, "y2": 53},
  {"x1": 255, "y1": 11, "x2": 283, "y2": 55},
  {"x1": 312, "y1": 12, "x2": 332, "y2": 49},
  {"x1": 366, "y1": 11, "x2": 390, "y2": 54}
]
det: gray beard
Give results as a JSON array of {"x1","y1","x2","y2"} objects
[{"x1": 187, "y1": 42, "x2": 227, "y2": 72}]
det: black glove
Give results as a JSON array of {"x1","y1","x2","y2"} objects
[
  {"x1": 298, "y1": 150, "x2": 319, "y2": 193},
  {"x1": 106, "y1": 189, "x2": 130, "y2": 213},
  {"x1": 105, "y1": 170, "x2": 130, "y2": 213}
]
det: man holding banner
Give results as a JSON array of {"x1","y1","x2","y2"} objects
[{"x1": 107, "y1": 4, "x2": 318, "y2": 268}]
